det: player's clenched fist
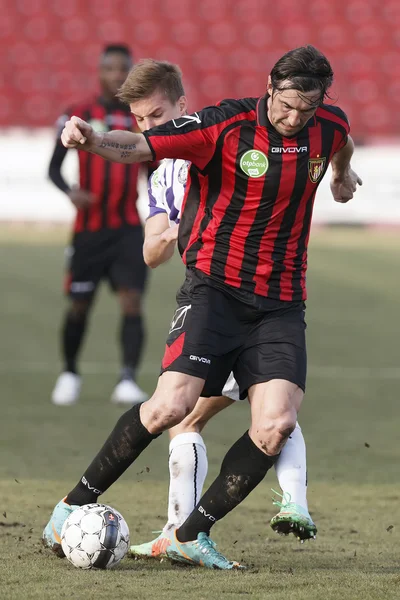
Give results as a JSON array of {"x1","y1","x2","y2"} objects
[{"x1": 61, "y1": 116, "x2": 95, "y2": 149}]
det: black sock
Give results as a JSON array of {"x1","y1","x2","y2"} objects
[
  {"x1": 120, "y1": 315, "x2": 145, "y2": 380},
  {"x1": 66, "y1": 404, "x2": 160, "y2": 505},
  {"x1": 62, "y1": 310, "x2": 88, "y2": 374},
  {"x1": 177, "y1": 431, "x2": 279, "y2": 542}
]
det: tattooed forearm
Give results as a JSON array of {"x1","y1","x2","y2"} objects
[
  {"x1": 99, "y1": 140, "x2": 136, "y2": 158},
  {"x1": 99, "y1": 140, "x2": 137, "y2": 151},
  {"x1": 89, "y1": 131, "x2": 150, "y2": 163}
]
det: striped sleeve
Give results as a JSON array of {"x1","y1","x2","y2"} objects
[
  {"x1": 318, "y1": 105, "x2": 350, "y2": 152},
  {"x1": 143, "y1": 100, "x2": 255, "y2": 170}
]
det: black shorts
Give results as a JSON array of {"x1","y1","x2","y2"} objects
[
  {"x1": 64, "y1": 226, "x2": 148, "y2": 299},
  {"x1": 160, "y1": 269, "x2": 307, "y2": 397}
]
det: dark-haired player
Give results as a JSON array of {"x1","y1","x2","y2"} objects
[
  {"x1": 49, "y1": 45, "x2": 148, "y2": 406},
  {"x1": 45, "y1": 46, "x2": 362, "y2": 568}
]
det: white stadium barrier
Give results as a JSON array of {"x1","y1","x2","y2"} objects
[{"x1": 0, "y1": 128, "x2": 399, "y2": 225}]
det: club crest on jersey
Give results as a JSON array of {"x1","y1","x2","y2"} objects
[
  {"x1": 240, "y1": 150, "x2": 269, "y2": 178},
  {"x1": 178, "y1": 161, "x2": 190, "y2": 185},
  {"x1": 308, "y1": 157, "x2": 326, "y2": 183}
]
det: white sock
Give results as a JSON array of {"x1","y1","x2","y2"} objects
[
  {"x1": 274, "y1": 422, "x2": 308, "y2": 511},
  {"x1": 163, "y1": 432, "x2": 208, "y2": 533}
]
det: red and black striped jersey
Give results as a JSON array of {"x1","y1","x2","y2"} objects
[
  {"x1": 58, "y1": 97, "x2": 141, "y2": 233},
  {"x1": 143, "y1": 95, "x2": 349, "y2": 302}
]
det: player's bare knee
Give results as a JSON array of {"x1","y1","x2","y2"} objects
[
  {"x1": 141, "y1": 395, "x2": 192, "y2": 434},
  {"x1": 254, "y1": 414, "x2": 296, "y2": 455}
]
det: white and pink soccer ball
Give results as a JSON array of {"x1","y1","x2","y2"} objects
[{"x1": 61, "y1": 503, "x2": 130, "y2": 569}]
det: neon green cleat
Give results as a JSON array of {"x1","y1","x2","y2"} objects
[
  {"x1": 42, "y1": 497, "x2": 79, "y2": 557},
  {"x1": 165, "y1": 530, "x2": 245, "y2": 570},
  {"x1": 129, "y1": 530, "x2": 172, "y2": 559},
  {"x1": 270, "y1": 490, "x2": 317, "y2": 542}
]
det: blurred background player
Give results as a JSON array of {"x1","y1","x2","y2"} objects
[{"x1": 48, "y1": 44, "x2": 148, "y2": 406}]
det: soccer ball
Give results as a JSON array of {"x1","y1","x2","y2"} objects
[{"x1": 61, "y1": 503, "x2": 130, "y2": 569}]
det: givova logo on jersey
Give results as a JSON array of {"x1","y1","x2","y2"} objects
[{"x1": 240, "y1": 150, "x2": 269, "y2": 178}]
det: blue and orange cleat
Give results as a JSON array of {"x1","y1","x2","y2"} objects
[
  {"x1": 166, "y1": 530, "x2": 245, "y2": 570},
  {"x1": 42, "y1": 497, "x2": 79, "y2": 557}
]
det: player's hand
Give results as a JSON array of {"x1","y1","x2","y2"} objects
[
  {"x1": 330, "y1": 168, "x2": 363, "y2": 203},
  {"x1": 161, "y1": 224, "x2": 179, "y2": 244},
  {"x1": 61, "y1": 116, "x2": 95, "y2": 149},
  {"x1": 68, "y1": 189, "x2": 97, "y2": 209}
]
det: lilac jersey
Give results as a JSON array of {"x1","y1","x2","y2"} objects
[{"x1": 147, "y1": 159, "x2": 190, "y2": 225}]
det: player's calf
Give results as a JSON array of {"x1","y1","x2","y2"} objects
[{"x1": 140, "y1": 373, "x2": 204, "y2": 434}]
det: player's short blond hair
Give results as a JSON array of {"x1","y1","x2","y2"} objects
[{"x1": 117, "y1": 59, "x2": 185, "y2": 105}]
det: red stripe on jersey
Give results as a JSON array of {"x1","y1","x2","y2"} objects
[
  {"x1": 182, "y1": 172, "x2": 209, "y2": 266},
  {"x1": 254, "y1": 136, "x2": 298, "y2": 297},
  {"x1": 148, "y1": 110, "x2": 256, "y2": 170},
  {"x1": 124, "y1": 165, "x2": 140, "y2": 226},
  {"x1": 316, "y1": 107, "x2": 349, "y2": 133},
  {"x1": 280, "y1": 122, "x2": 323, "y2": 300},
  {"x1": 161, "y1": 332, "x2": 186, "y2": 370},
  {"x1": 224, "y1": 128, "x2": 269, "y2": 287},
  {"x1": 195, "y1": 132, "x2": 241, "y2": 277}
]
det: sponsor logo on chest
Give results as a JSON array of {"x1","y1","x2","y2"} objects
[{"x1": 240, "y1": 150, "x2": 269, "y2": 178}]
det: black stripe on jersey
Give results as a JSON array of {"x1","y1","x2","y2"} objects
[
  {"x1": 209, "y1": 124, "x2": 256, "y2": 282},
  {"x1": 100, "y1": 161, "x2": 111, "y2": 229},
  {"x1": 118, "y1": 164, "x2": 131, "y2": 225},
  {"x1": 290, "y1": 123, "x2": 334, "y2": 298},
  {"x1": 269, "y1": 128, "x2": 311, "y2": 300},
  {"x1": 178, "y1": 167, "x2": 201, "y2": 256},
  {"x1": 239, "y1": 131, "x2": 283, "y2": 292}
]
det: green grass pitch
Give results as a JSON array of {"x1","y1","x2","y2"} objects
[{"x1": 0, "y1": 226, "x2": 399, "y2": 599}]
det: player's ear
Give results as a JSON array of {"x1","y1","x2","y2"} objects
[
  {"x1": 178, "y1": 96, "x2": 187, "y2": 115},
  {"x1": 266, "y1": 76, "x2": 273, "y2": 96}
]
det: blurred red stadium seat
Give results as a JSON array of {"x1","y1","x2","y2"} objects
[{"x1": 0, "y1": 1, "x2": 397, "y2": 137}]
